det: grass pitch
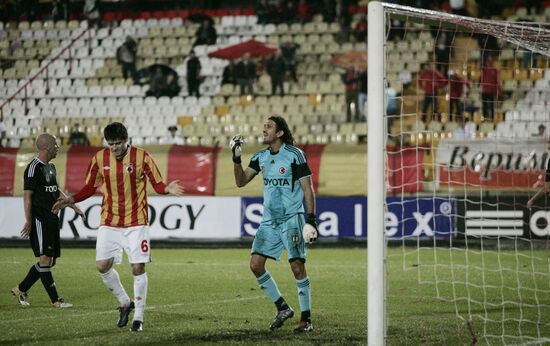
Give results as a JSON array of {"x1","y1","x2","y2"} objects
[{"x1": 1, "y1": 247, "x2": 548, "y2": 345}]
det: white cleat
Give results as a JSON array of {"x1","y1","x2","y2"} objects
[
  {"x1": 11, "y1": 286, "x2": 30, "y2": 307},
  {"x1": 52, "y1": 298, "x2": 73, "y2": 308}
]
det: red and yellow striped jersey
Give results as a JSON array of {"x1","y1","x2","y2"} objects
[{"x1": 74, "y1": 146, "x2": 167, "y2": 227}]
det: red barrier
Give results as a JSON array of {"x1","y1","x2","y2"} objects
[
  {"x1": 0, "y1": 148, "x2": 18, "y2": 195},
  {"x1": 167, "y1": 145, "x2": 220, "y2": 195},
  {"x1": 65, "y1": 145, "x2": 102, "y2": 194},
  {"x1": 298, "y1": 144, "x2": 325, "y2": 192},
  {"x1": 387, "y1": 146, "x2": 425, "y2": 194}
]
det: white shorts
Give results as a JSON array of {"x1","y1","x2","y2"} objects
[{"x1": 96, "y1": 225, "x2": 151, "y2": 264}]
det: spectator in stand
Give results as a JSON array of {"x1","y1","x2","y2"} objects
[
  {"x1": 166, "y1": 126, "x2": 184, "y2": 145},
  {"x1": 463, "y1": 91, "x2": 479, "y2": 120},
  {"x1": 68, "y1": 123, "x2": 90, "y2": 146},
  {"x1": 116, "y1": 36, "x2": 138, "y2": 83},
  {"x1": 353, "y1": 15, "x2": 368, "y2": 42},
  {"x1": 297, "y1": 0, "x2": 310, "y2": 23},
  {"x1": 448, "y1": 70, "x2": 471, "y2": 120},
  {"x1": 52, "y1": 0, "x2": 69, "y2": 21},
  {"x1": 281, "y1": 42, "x2": 299, "y2": 83},
  {"x1": 160, "y1": 73, "x2": 181, "y2": 98},
  {"x1": 268, "y1": 49, "x2": 286, "y2": 96},
  {"x1": 222, "y1": 60, "x2": 237, "y2": 85},
  {"x1": 342, "y1": 66, "x2": 359, "y2": 122},
  {"x1": 435, "y1": 31, "x2": 454, "y2": 76},
  {"x1": 146, "y1": 66, "x2": 165, "y2": 97},
  {"x1": 236, "y1": 53, "x2": 257, "y2": 96},
  {"x1": 357, "y1": 70, "x2": 367, "y2": 122},
  {"x1": 480, "y1": 56, "x2": 501, "y2": 122},
  {"x1": 0, "y1": 115, "x2": 7, "y2": 147},
  {"x1": 450, "y1": 0, "x2": 468, "y2": 16},
  {"x1": 419, "y1": 62, "x2": 446, "y2": 123},
  {"x1": 478, "y1": 33, "x2": 499, "y2": 68},
  {"x1": 186, "y1": 50, "x2": 202, "y2": 97},
  {"x1": 14, "y1": 0, "x2": 37, "y2": 21},
  {"x1": 321, "y1": 0, "x2": 336, "y2": 23},
  {"x1": 533, "y1": 124, "x2": 546, "y2": 137},
  {"x1": 193, "y1": 19, "x2": 217, "y2": 47},
  {"x1": 83, "y1": 0, "x2": 100, "y2": 27},
  {"x1": 256, "y1": 0, "x2": 270, "y2": 24},
  {"x1": 281, "y1": 1, "x2": 298, "y2": 24}
]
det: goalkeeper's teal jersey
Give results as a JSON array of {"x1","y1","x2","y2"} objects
[{"x1": 248, "y1": 143, "x2": 312, "y2": 222}]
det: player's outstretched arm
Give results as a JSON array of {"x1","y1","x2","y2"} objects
[
  {"x1": 59, "y1": 189, "x2": 86, "y2": 221},
  {"x1": 165, "y1": 180, "x2": 184, "y2": 196},
  {"x1": 51, "y1": 195, "x2": 74, "y2": 215}
]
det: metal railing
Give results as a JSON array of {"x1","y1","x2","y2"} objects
[{"x1": 0, "y1": 24, "x2": 93, "y2": 118}]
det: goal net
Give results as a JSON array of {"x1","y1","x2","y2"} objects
[{"x1": 368, "y1": 2, "x2": 550, "y2": 345}]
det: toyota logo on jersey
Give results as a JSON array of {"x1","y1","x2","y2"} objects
[{"x1": 279, "y1": 167, "x2": 286, "y2": 174}]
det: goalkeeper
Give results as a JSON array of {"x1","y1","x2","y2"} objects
[{"x1": 231, "y1": 115, "x2": 317, "y2": 333}]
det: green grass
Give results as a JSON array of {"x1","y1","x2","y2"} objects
[{"x1": 1, "y1": 247, "x2": 549, "y2": 345}]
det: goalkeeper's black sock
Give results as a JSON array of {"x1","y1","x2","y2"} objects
[
  {"x1": 19, "y1": 263, "x2": 40, "y2": 292},
  {"x1": 300, "y1": 310, "x2": 311, "y2": 322},
  {"x1": 38, "y1": 265, "x2": 59, "y2": 303},
  {"x1": 275, "y1": 297, "x2": 289, "y2": 311}
]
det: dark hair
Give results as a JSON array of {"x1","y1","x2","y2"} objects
[
  {"x1": 104, "y1": 122, "x2": 128, "y2": 141},
  {"x1": 268, "y1": 115, "x2": 294, "y2": 145}
]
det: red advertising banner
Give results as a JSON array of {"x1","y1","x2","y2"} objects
[
  {"x1": 387, "y1": 146, "x2": 425, "y2": 194},
  {"x1": 436, "y1": 139, "x2": 547, "y2": 189}
]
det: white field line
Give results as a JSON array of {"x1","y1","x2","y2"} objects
[{"x1": 0, "y1": 295, "x2": 264, "y2": 324}]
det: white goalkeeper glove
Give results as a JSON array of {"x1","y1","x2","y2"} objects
[
  {"x1": 230, "y1": 134, "x2": 243, "y2": 164},
  {"x1": 302, "y1": 213, "x2": 318, "y2": 244}
]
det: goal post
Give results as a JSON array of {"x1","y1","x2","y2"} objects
[
  {"x1": 367, "y1": 2, "x2": 386, "y2": 346},
  {"x1": 368, "y1": 2, "x2": 550, "y2": 344}
]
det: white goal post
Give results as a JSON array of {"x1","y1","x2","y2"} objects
[{"x1": 368, "y1": 2, "x2": 550, "y2": 345}]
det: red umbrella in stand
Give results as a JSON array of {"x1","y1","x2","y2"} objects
[{"x1": 208, "y1": 39, "x2": 278, "y2": 60}]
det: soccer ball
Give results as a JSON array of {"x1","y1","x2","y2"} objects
[{"x1": 302, "y1": 223, "x2": 318, "y2": 244}]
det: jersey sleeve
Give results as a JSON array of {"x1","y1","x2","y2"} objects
[
  {"x1": 247, "y1": 152, "x2": 261, "y2": 174},
  {"x1": 143, "y1": 151, "x2": 167, "y2": 194},
  {"x1": 292, "y1": 149, "x2": 312, "y2": 180},
  {"x1": 546, "y1": 158, "x2": 550, "y2": 182},
  {"x1": 23, "y1": 162, "x2": 38, "y2": 191}
]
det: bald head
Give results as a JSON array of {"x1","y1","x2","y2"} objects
[
  {"x1": 36, "y1": 133, "x2": 56, "y2": 150},
  {"x1": 36, "y1": 133, "x2": 59, "y2": 162}
]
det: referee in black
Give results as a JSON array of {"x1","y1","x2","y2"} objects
[{"x1": 11, "y1": 133, "x2": 84, "y2": 308}]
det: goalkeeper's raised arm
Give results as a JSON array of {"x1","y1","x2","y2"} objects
[{"x1": 231, "y1": 134, "x2": 256, "y2": 187}]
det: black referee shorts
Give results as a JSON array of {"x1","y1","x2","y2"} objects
[{"x1": 30, "y1": 217, "x2": 60, "y2": 258}]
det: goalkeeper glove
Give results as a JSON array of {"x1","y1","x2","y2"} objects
[
  {"x1": 302, "y1": 213, "x2": 318, "y2": 244},
  {"x1": 230, "y1": 134, "x2": 243, "y2": 164}
]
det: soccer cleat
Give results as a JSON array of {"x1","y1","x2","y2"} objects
[
  {"x1": 52, "y1": 298, "x2": 73, "y2": 308},
  {"x1": 117, "y1": 301, "x2": 135, "y2": 328},
  {"x1": 269, "y1": 306, "x2": 294, "y2": 330},
  {"x1": 294, "y1": 320, "x2": 313, "y2": 333},
  {"x1": 130, "y1": 320, "x2": 143, "y2": 332},
  {"x1": 11, "y1": 286, "x2": 30, "y2": 307}
]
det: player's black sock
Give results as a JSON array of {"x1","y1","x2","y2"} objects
[
  {"x1": 19, "y1": 263, "x2": 40, "y2": 292},
  {"x1": 38, "y1": 265, "x2": 59, "y2": 303},
  {"x1": 300, "y1": 310, "x2": 311, "y2": 322},
  {"x1": 275, "y1": 297, "x2": 288, "y2": 311}
]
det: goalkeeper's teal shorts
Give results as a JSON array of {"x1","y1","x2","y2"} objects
[{"x1": 251, "y1": 213, "x2": 308, "y2": 262}]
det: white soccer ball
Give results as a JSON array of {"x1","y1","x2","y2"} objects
[{"x1": 302, "y1": 223, "x2": 318, "y2": 244}]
